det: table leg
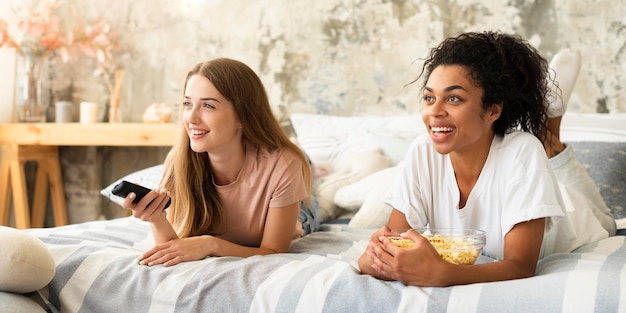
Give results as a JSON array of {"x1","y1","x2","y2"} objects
[
  {"x1": 31, "y1": 161, "x2": 49, "y2": 228},
  {"x1": 0, "y1": 144, "x2": 68, "y2": 228},
  {"x1": 8, "y1": 148, "x2": 30, "y2": 229},
  {"x1": 0, "y1": 156, "x2": 11, "y2": 225},
  {"x1": 26, "y1": 146, "x2": 68, "y2": 228},
  {"x1": 46, "y1": 148, "x2": 68, "y2": 226}
]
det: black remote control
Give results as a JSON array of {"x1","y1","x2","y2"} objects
[{"x1": 111, "y1": 180, "x2": 171, "y2": 209}]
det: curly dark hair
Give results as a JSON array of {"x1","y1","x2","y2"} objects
[{"x1": 416, "y1": 31, "x2": 550, "y2": 140}]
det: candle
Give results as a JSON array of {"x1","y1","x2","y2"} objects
[
  {"x1": 55, "y1": 101, "x2": 73, "y2": 123},
  {"x1": 80, "y1": 102, "x2": 99, "y2": 124}
]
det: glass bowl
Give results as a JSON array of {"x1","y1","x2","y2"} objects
[{"x1": 387, "y1": 228, "x2": 486, "y2": 265}]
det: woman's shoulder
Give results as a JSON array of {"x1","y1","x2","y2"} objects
[
  {"x1": 240, "y1": 145, "x2": 304, "y2": 183},
  {"x1": 253, "y1": 145, "x2": 303, "y2": 166},
  {"x1": 493, "y1": 131, "x2": 547, "y2": 163},
  {"x1": 498, "y1": 130, "x2": 544, "y2": 149}
]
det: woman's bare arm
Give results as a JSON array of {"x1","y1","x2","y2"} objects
[
  {"x1": 138, "y1": 202, "x2": 301, "y2": 266},
  {"x1": 365, "y1": 218, "x2": 545, "y2": 286}
]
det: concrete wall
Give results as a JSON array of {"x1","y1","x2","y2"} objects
[{"x1": 1, "y1": 0, "x2": 625, "y2": 225}]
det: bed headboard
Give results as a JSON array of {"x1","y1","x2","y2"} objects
[{"x1": 561, "y1": 112, "x2": 626, "y2": 142}]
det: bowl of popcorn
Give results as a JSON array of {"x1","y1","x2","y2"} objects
[{"x1": 387, "y1": 228, "x2": 486, "y2": 265}]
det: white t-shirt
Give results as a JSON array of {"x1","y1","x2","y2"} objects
[{"x1": 385, "y1": 131, "x2": 575, "y2": 260}]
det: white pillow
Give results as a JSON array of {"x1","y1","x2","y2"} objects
[
  {"x1": 333, "y1": 166, "x2": 393, "y2": 211},
  {"x1": 290, "y1": 114, "x2": 424, "y2": 168},
  {"x1": 313, "y1": 149, "x2": 392, "y2": 221},
  {"x1": 290, "y1": 113, "x2": 423, "y2": 137},
  {"x1": 363, "y1": 130, "x2": 417, "y2": 165},
  {"x1": 295, "y1": 133, "x2": 379, "y2": 169},
  {"x1": 0, "y1": 226, "x2": 55, "y2": 293},
  {"x1": 346, "y1": 165, "x2": 401, "y2": 229},
  {"x1": 100, "y1": 164, "x2": 164, "y2": 207},
  {"x1": 0, "y1": 291, "x2": 47, "y2": 312}
]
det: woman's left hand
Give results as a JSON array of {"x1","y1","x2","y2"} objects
[
  {"x1": 366, "y1": 229, "x2": 448, "y2": 286},
  {"x1": 139, "y1": 236, "x2": 214, "y2": 267}
]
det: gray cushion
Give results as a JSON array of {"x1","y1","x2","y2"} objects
[{"x1": 567, "y1": 141, "x2": 626, "y2": 219}]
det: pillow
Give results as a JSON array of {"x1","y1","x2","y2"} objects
[
  {"x1": 290, "y1": 113, "x2": 423, "y2": 138},
  {"x1": 290, "y1": 113, "x2": 425, "y2": 168},
  {"x1": 295, "y1": 132, "x2": 379, "y2": 169},
  {"x1": 313, "y1": 149, "x2": 392, "y2": 221},
  {"x1": 566, "y1": 141, "x2": 626, "y2": 220},
  {"x1": 363, "y1": 130, "x2": 417, "y2": 165},
  {"x1": 100, "y1": 164, "x2": 164, "y2": 207},
  {"x1": 0, "y1": 292, "x2": 47, "y2": 313},
  {"x1": 0, "y1": 226, "x2": 55, "y2": 293},
  {"x1": 333, "y1": 165, "x2": 395, "y2": 211},
  {"x1": 346, "y1": 165, "x2": 401, "y2": 229}
]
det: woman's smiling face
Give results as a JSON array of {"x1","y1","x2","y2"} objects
[
  {"x1": 183, "y1": 74, "x2": 242, "y2": 154},
  {"x1": 421, "y1": 65, "x2": 500, "y2": 156}
]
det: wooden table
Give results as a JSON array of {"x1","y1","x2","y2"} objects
[{"x1": 0, "y1": 123, "x2": 178, "y2": 229}]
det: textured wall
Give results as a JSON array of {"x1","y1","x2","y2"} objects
[
  {"x1": 2, "y1": 0, "x2": 625, "y2": 225},
  {"x1": 43, "y1": 0, "x2": 626, "y2": 118},
  {"x1": 5, "y1": 0, "x2": 621, "y2": 120}
]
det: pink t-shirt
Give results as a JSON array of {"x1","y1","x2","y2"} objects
[{"x1": 215, "y1": 145, "x2": 307, "y2": 247}]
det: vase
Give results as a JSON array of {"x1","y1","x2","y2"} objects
[
  {"x1": 107, "y1": 69, "x2": 125, "y2": 123},
  {"x1": 108, "y1": 96, "x2": 122, "y2": 123},
  {"x1": 16, "y1": 54, "x2": 47, "y2": 123}
]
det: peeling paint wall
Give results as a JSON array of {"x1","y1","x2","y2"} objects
[
  {"x1": 7, "y1": 0, "x2": 622, "y2": 119},
  {"x1": 2, "y1": 0, "x2": 625, "y2": 225}
]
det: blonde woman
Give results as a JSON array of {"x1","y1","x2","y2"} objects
[{"x1": 123, "y1": 58, "x2": 319, "y2": 266}]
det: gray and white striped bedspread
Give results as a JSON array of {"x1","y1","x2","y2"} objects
[{"x1": 26, "y1": 217, "x2": 626, "y2": 313}]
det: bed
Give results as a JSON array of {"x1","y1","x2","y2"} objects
[{"x1": 2, "y1": 112, "x2": 625, "y2": 313}]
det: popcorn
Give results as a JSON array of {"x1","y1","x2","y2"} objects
[
  {"x1": 388, "y1": 236, "x2": 415, "y2": 248},
  {"x1": 388, "y1": 233, "x2": 482, "y2": 265},
  {"x1": 426, "y1": 234, "x2": 480, "y2": 265}
]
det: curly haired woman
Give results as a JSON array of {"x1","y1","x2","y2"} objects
[{"x1": 359, "y1": 31, "x2": 615, "y2": 286}]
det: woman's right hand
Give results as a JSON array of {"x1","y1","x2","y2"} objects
[
  {"x1": 122, "y1": 189, "x2": 171, "y2": 223},
  {"x1": 358, "y1": 209, "x2": 412, "y2": 279},
  {"x1": 358, "y1": 225, "x2": 395, "y2": 278}
]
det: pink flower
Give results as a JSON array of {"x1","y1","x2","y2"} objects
[
  {"x1": 0, "y1": 0, "x2": 70, "y2": 59},
  {"x1": 71, "y1": 18, "x2": 121, "y2": 76},
  {"x1": 0, "y1": 20, "x2": 9, "y2": 47},
  {"x1": 1, "y1": 0, "x2": 124, "y2": 97}
]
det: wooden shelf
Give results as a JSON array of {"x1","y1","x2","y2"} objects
[
  {"x1": 0, "y1": 123, "x2": 179, "y2": 146},
  {"x1": 0, "y1": 122, "x2": 180, "y2": 229}
]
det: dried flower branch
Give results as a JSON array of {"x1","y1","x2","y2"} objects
[
  {"x1": 70, "y1": 17, "x2": 125, "y2": 122},
  {"x1": 70, "y1": 17, "x2": 124, "y2": 98}
]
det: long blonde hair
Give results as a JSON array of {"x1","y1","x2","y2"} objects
[{"x1": 161, "y1": 58, "x2": 312, "y2": 238}]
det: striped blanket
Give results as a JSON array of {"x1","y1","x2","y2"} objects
[{"x1": 27, "y1": 217, "x2": 626, "y2": 313}]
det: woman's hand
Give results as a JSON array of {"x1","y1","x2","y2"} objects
[
  {"x1": 365, "y1": 229, "x2": 449, "y2": 286},
  {"x1": 123, "y1": 189, "x2": 179, "y2": 245},
  {"x1": 122, "y1": 189, "x2": 171, "y2": 223},
  {"x1": 358, "y1": 209, "x2": 413, "y2": 279},
  {"x1": 139, "y1": 236, "x2": 214, "y2": 267},
  {"x1": 358, "y1": 226, "x2": 394, "y2": 279}
]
